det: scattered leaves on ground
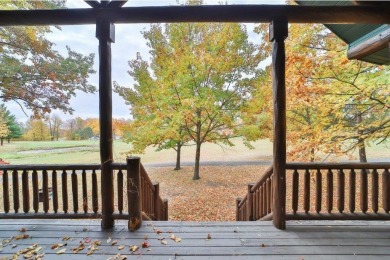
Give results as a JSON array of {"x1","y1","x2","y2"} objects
[
  {"x1": 206, "y1": 234, "x2": 212, "y2": 240},
  {"x1": 14, "y1": 234, "x2": 30, "y2": 240},
  {"x1": 118, "y1": 245, "x2": 125, "y2": 250},
  {"x1": 19, "y1": 228, "x2": 27, "y2": 233},
  {"x1": 147, "y1": 165, "x2": 269, "y2": 221},
  {"x1": 161, "y1": 240, "x2": 168, "y2": 245},
  {"x1": 141, "y1": 241, "x2": 150, "y2": 248},
  {"x1": 51, "y1": 243, "x2": 66, "y2": 250},
  {"x1": 72, "y1": 242, "x2": 85, "y2": 254}
]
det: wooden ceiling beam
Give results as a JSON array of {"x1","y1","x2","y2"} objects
[
  {"x1": 347, "y1": 27, "x2": 390, "y2": 60},
  {"x1": 0, "y1": 5, "x2": 388, "y2": 26},
  {"x1": 107, "y1": 1, "x2": 128, "y2": 8},
  {"x1": 84, "y1": 0, "x2": 101, "y2": 8}
]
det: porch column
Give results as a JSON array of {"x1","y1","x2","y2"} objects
[
  {"x1": 96, "y1": 19, "x2": 115, "y2": 229},
  {"x1": 269, "y1": 18, "x2": 288, "y2": 230}
]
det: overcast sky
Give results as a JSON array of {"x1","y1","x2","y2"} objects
[{"x1": 8, "y1": 0, "x2": 284, "y2": 122}]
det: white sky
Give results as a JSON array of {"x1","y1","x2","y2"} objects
[{"x1": 7, "y1": 0, "x2": 284, "y2": 122}]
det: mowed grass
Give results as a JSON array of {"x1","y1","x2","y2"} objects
[{"x1": 0, "y1": 138, "x2": 273, "y2": 165}]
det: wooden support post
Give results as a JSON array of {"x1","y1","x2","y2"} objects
[
  {"x1": 96, "y1": 19, "x2": 115, "y2": 229},
  {"x1": 127, "y1": 157, "x2": 142, "y2": 231},
  {"x1": 247, "y1": 183, "x2": 254, "y2": 221},
  {"x1": 270, "y1": 18, "x2": 288, "y2": 230},
  {"x1": 153, "y1": 182, "x2": 160, "y2": 220}
]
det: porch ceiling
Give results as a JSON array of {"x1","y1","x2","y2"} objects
[{"x1": 297, "y1": 0, "x2": 390, "y2": 65}]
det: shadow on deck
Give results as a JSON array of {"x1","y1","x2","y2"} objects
[{"x1": 1, "y1": 219, "x2": 390, "y2": 259}]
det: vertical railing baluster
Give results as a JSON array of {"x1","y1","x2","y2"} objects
[
  {"x1": 247, "y1": 183, "x2": 254, "y2": 221},
  {"x1": 349, "y1": 169, "x2": 356, "y2": 213},
  {"x1": 254, "y1": 189, "x2": 258, "y2": 220},
  {"x1": 382, "y1": 169, "x2": 390, "y2": 213},
  {"x1": 372, "y1": 168, "x2": 378, "y2": 213},
  {"x1": 164, "y1": 199, "x2": 168, "y2": 220},
  {"x1": 22, "y1": 170, "x2": 30, "y2": 213},
  {"x1": 236, "y1": 198, "x2": 241, "y2": 221},
  {"x1": 259, "y1": 186, "x2": 263, "y2": 218},
  {"x1": 315, "y1": 169, "x2": 322, "y2": 213},
  {"x1": 304, "y1": 169, "x2": 310, "y2": 213},
  {"x1": 42, "y1": 170, "x2": 49, "y2": 213},
  {"x1": 3, "y1": 170, "x2": 10, "y2": 213},
  {"x1": 52, "y1": 170, "x2": 58, "y2": 213},
  {"x1": 154, "y1": 182, "x2": 160, "y2": 220},
  {"x1": 292, "y1": 169, "x2": 299, "y2": 213},
  {"x1": 72, "y1": 170, "x2": 78, "y2": 213},
  {"x1": 327, "y1": 169, "x2": 333, "y2": 213},
  {"x1": 127, "y1": 157, "x2": 142, "y2": 231},
  {"x1": 92, "y1": 169, "x2": 98, "y2": 213},
  {"x1": 32, "y1": 170, "x2": 39, "y2": 213},
  {"x1": 118, "y1": 169, "x2": 124, "y2": 214},
  {"x1": 267, "y1": 178, "x2": 272, "y2": 214},
  {"x1": 62, "y1": 170, "x2": 68, "y2": 213},
  {"x1": 82, "y1": 170, "x2": 88, "y2": 213},
  {"x1": 263, "y1": 182, "x2": 267, "y2": 216},
  {"x1": 337, "y1": 169, "x2": 345, "y2": 213},
  {"x1": 360, "y1": 169, "x2": 368, "y2": 213},
  {"x1": 12, "y1": 170, "x2": 20, "y2": 213}
]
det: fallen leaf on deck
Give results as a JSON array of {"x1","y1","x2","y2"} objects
[
  {"x1": 144, "y1": 235, "x2": 149, "y2": 240},
  {"x1": 72, "y1": 242, "x2": 85, "y2": 254},
  {"x1": 92, "y1": 240, "x2": 101, "y2": 246},
  {"x1": 129, "y1": 245, "x2": 139, "y2": 252},
  {"x1": 141, "y1": 241, "x2": 150, "y2": 248},
  {"x1": 12, "y1": 244, "x2": 17, "y2": 248},
  {"x1": 107, "y1": 254, "x2": 127, "y2": 260},
  {"x1": 82, "y1": 227, "x2": 88, "y2": 232},
  {"x1": 107, "y1": 237, "x2": 112, "y2": 244},
  {"x1": 62, "y1": 237, "x2": 71, "y2": 241},
  {"x1": 15, "y1": 234, "x2": 30, "y2": 240},
  {"x1": 161, "y1": 240, "x2": 168, "y2": 245},
  {"x1": 19, "y1": 228, "x2": 27, "y2": 232},
  {"x1": 261, "y1": 243, "x2": 266, "y2": 247},
  {"x1": 206, "y1": 234, "x2": 212, "y2": 240},
  {"x1": 84, "y1": 238, "x2": 91, "y2": 243},
  {"x1": 51, "y1": 243, "x2": 66, "y2": 250},
  {"x1": 111, "y1": 240, "x2": 118, "y2": 246},
  {"x1": 56, "y1": 248, "x2": 66, "y2": 254},
  {"x1": 35, "y1": 253, "x2": 45, "y2": 260}
]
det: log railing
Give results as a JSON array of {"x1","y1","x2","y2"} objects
[
  {"x1": 285, "y1": 162, "x2": 390, "y2": 220},
  {"x1": 236, "y1": 166, "x2": 273, "y2": 221},
  {"x1": 0, "y1": 160, "x2": 168, "y2": 221}
]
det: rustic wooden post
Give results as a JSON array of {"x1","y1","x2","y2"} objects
[
  {"x1": 96, "y1": 18, "x2": 115, "y2": 229},
  {"x1": 153, "y1": 182, "x2": 160, "y2": 220},
  {"x1": 270, "y1": 17, "x2": 288, "y2": 230},
  {"x1": 247, "y1": 183, "x2": 254, "y2": 221},
  {"x1": 127, "y1": 157, "x2": 142, "y2": 231}
]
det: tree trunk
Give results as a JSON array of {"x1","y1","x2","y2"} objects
[
  {"x1": 174, "y1": 142, "x2": 182, "y2": 171},
  {"x1": 7, "y1": 137, "x2": 10, "y2": 143},
  {"x1": 356, "y1": 113, "x2": 367, "y2": 163},
  {"x1": 193, "y1": 110, "x2": 202, "y2": 180},
  {"x1": 1, "y1": 137, "x2": 3, "y2": 146},
  {"x1": 193, "y1": 142, "x2": 201, "y2": 180}
]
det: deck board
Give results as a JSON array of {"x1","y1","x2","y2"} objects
[{"x1": 1, "y1": 220, "x2": 390, "y2": 259}]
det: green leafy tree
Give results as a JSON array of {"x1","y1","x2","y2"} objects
[
  {"x1": 23, "y1": 118, "x2": 50, "y2": 141},
  {"x1": 116, "y1": 3, "x2": 263, "y2": 179},
  {"x1": 0, "y1": 104, "x2": 23, "y2": 143},
  {"x1": 0, "y1": 1, "x2": 96, "y2": 117}
]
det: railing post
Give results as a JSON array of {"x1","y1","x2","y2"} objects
[
  {"x1": 153, "y1": 182, "x2": 160, "y2": 220},
  {"x1": 247, "y1": 183, "x2": 254, "y2": 221},
  {"x1": 127, "y1": 157, "x2": 142, "y2": 231},
  {"x1": 270, "y1": 17, "x2": 288, "y2": 230},
  {"x1": 236, "y1": 197, "x2": 242, "y2": 221}
]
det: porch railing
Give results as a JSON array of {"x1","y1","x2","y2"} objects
[
  {"x1": 237, "y1": 162, "x2": 390, "y2": 221},
  {"x1": 236, "y1": 166, "x2": 273, "y2": 221},
  {"x1": 0, "y1": 159, "x2": 168, "y2": 221},
  {"x1": 285, "y1": 162, "x2": 390, "y2": 220}
]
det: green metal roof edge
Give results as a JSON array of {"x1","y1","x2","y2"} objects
[{"x1": 349, "y1": 24, "x2": 390, "y2": 48}]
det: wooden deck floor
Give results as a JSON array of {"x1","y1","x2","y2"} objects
[{"x1": 1, "y1": 219, "x2": 390, "y2": 259}]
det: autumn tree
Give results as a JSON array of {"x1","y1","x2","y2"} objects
[
  {"x1": 116, "y1": 3, "x2": 263, "y2": 179},
  {"x1": 0, "y1": 1, "x2": 96, "y2": 117},
  {"x1": 23, "y1": 118, "x2": 50, "y2": 141},
  {"x1": 0, "y1": 104, "x2": 23, "y2": 144},
  {"x1": 254, "y1": 23, "x2": 389, "y2": 162}
]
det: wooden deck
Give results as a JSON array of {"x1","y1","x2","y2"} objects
[{"x1": 1, "y1": 220, "x2": 390, "y2": 259}]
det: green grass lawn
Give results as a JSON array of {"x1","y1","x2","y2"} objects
[{"x1": 0, "y1": 138, "x2": 388, "y2": 165}]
